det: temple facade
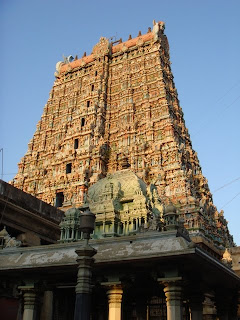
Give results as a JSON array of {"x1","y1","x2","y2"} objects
[{"x1": 11, "y1": 21, "x2": 233, "y2": 248}]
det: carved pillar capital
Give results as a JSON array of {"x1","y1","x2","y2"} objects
[
  {"x1": 19, "y1": 285, "x2": 39, "y2": 309},
  {"x1": 18, "y1": 285, "x2": 40, "y2": 320},
  {"x1": 159, "y1": 278, "x2": 183, "y2": 320},
  {"x1": 75, "y1": 244, "x2": 97, "y2": 294},
  {"x1": 163, "y1": 283, "x2": 182, "y2": 304},
  {"x1": 74, "y1": 243, "x2": 97, "y2": 320},
  {"x1": 107, "y1": 286, "x2": 123, "y2": 306},
  {"x1": 102, "y1": 282, "x2": 123, "y2": 320}
]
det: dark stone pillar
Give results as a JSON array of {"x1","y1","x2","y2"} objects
[
  {"x1": 135, "y1": 294, "x2": 147, "y2": 320},
  {"x1": 74, "y1": 294, "x2": 91, "y2": 320},
  {"x1": 237, "y1": 290, "x2": 240, "y2": 320},
  {"x1": 74, "y1": 244, "x2": 97, "y2": 320},
  {"x1": 215, "y1": 290, "x2": 238, "y2": 320},
  {"x1": 189, "y1": 294, "x2": 204, "y2": 320}
]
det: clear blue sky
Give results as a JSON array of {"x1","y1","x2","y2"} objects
[{"x1": 1, "y1": 0, "x2": 240, "y2": 245}]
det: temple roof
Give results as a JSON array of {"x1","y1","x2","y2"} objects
[{"x1": 59, "y1": 27, "x2": 157, "y2": 74}]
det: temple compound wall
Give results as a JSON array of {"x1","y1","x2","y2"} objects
[{"x1": 11, "y1": 21, "x2": 233, "y2": 249}]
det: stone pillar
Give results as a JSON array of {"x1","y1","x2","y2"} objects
[
  {"x1": 74, "y1": 244, "x2": 97, "y2": 320},
  {"x1": 103, "y1": 221, "x2": 106, "y2": 233},
  {"x1": 215, "y1": 294, "x2": 229, "y2": 320},
  {"x1": 237, "y1": 290, "x2": 240, "y2": 320},
  {"x1": 107, "y1": 285, "x2": 123, "y2": 320},
  {"x1": 19, "y1": 285, "x2": 40, "y2": 320},
  {"x1": 214, "y1": 290, "x2": 238, "y2": 320},
  {"x1": 111, "y1": 220, "x2": 115, "y2": 233},
  {"x1": 136, "y1": 296, "x2": 147, "y2": 320},
  {"x1": 40, "y1": 291, "x2": 53, "y2": 320},
  {"x1": 117, "y1": 222, "x2": 120, "y2": 234},
  {"x1": 202, "y1": 293, "x2": 216, "y2": 320},
  {"x1": 189, "y1": 294, "x2": 204, "y2": 320},
  {"x1": 163, "y1": 282, "x2": 183, "y2": 320},
  {"x1": 122, "y1": 222, "x2": 125, "y2": 235},
  {"x1": 126, "y1": 221, "x2": 129, "y2": 235}
]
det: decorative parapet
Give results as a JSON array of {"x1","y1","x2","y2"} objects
[{"x1": 56, "y1": 21, "x2": 166, "y2": 76}]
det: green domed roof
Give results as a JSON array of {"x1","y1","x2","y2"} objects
[
  {"x1": 165, "y1": 203, "x2": 177, "y2": 214},
  {"x1": 87, "y1": 169, "x2": 147, "y2": 206},
  {"x1": 65, "y1": 208, "x2": 81, "y2": 218}
]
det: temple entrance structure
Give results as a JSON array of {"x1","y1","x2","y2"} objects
[{"x1": 0, "y1": 21, "x2": 239, "y2": 319}]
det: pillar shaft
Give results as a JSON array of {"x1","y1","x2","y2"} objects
[
  {"x1": 107, "y1": 287, "x2": 123, "y2": 320},
  {"x1": 23, "y1": 309, "x2": 35, "y2": 320},
  {"x1": 136, "y1": 297, "x2": 147, "y2": 320},
  {"x1": 189, "y1": 294, "x2": 204, "y2": 320},
  {"x1": 164, "y1": 283, "x2": 183, "y2": 320},
  {"x1": 40, "y1": 291, "x2": 53, "y2": 320},
  {"x1": 215, "y1": 293, "x2": 229, "y2": 320},
  {"x1": 19, "y1": 286, "x2": 39, "y2": 320},
  {"x1": 190, "y1": 302, "x2": 203, "y2": 320},
  {"x1": 74, "y1": 244, "x2": 96, "y2": 320}
]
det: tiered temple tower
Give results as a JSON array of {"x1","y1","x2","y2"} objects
[{"x1": 12, "y1": 21, "x2": 233, "y2": 247}]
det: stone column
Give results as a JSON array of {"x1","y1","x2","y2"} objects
[
  {"x1": 163, "y1": 282, "x2": 183, "y2": 320},
  {"x1": 18, "y1": 285, "x2": 40, "y2": 320},
  {"x1": 40, "y1": 291, "x2": 53, "y2": 320},
  {"x1": 136, "y1": 296, "x2": 147, "y2": 320},
  {"x1": 126, "y1": 221, "x2": 129, "y2": 235},
  {"x1": 107, "y1": 285, "x2": 123, "y2": 320},
  {"x1": 111, "y1": 220, "x2": 115, "y2": 233},
  {"x1": 215, "y1": 297, "x2": 229, "y2": 320},
  {"x1": 216, "y1": 289, "x2": 239, "y2": 320},
  {"x1": 237, "y1": 290, "x2": 240, "y2": 320},
  {"x1": 122, "y1": 222, "x2": 125, "y2": 235},
  {"x1": 74, "y1": 244, "x2": 97, "y2": 320},
  {"x1": 103, "y1": 221, "x2": 106, "y2": 234},
  {"x1": 215, "y1": 292, "x2": 231, "y2": 320},
  {"x1": 189, "y1": 294, "x2": 204, "y2": 320}
]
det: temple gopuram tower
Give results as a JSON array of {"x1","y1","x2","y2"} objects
[{"x1": 12, "y1": 21, "x2": 234, "y2": 248}]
